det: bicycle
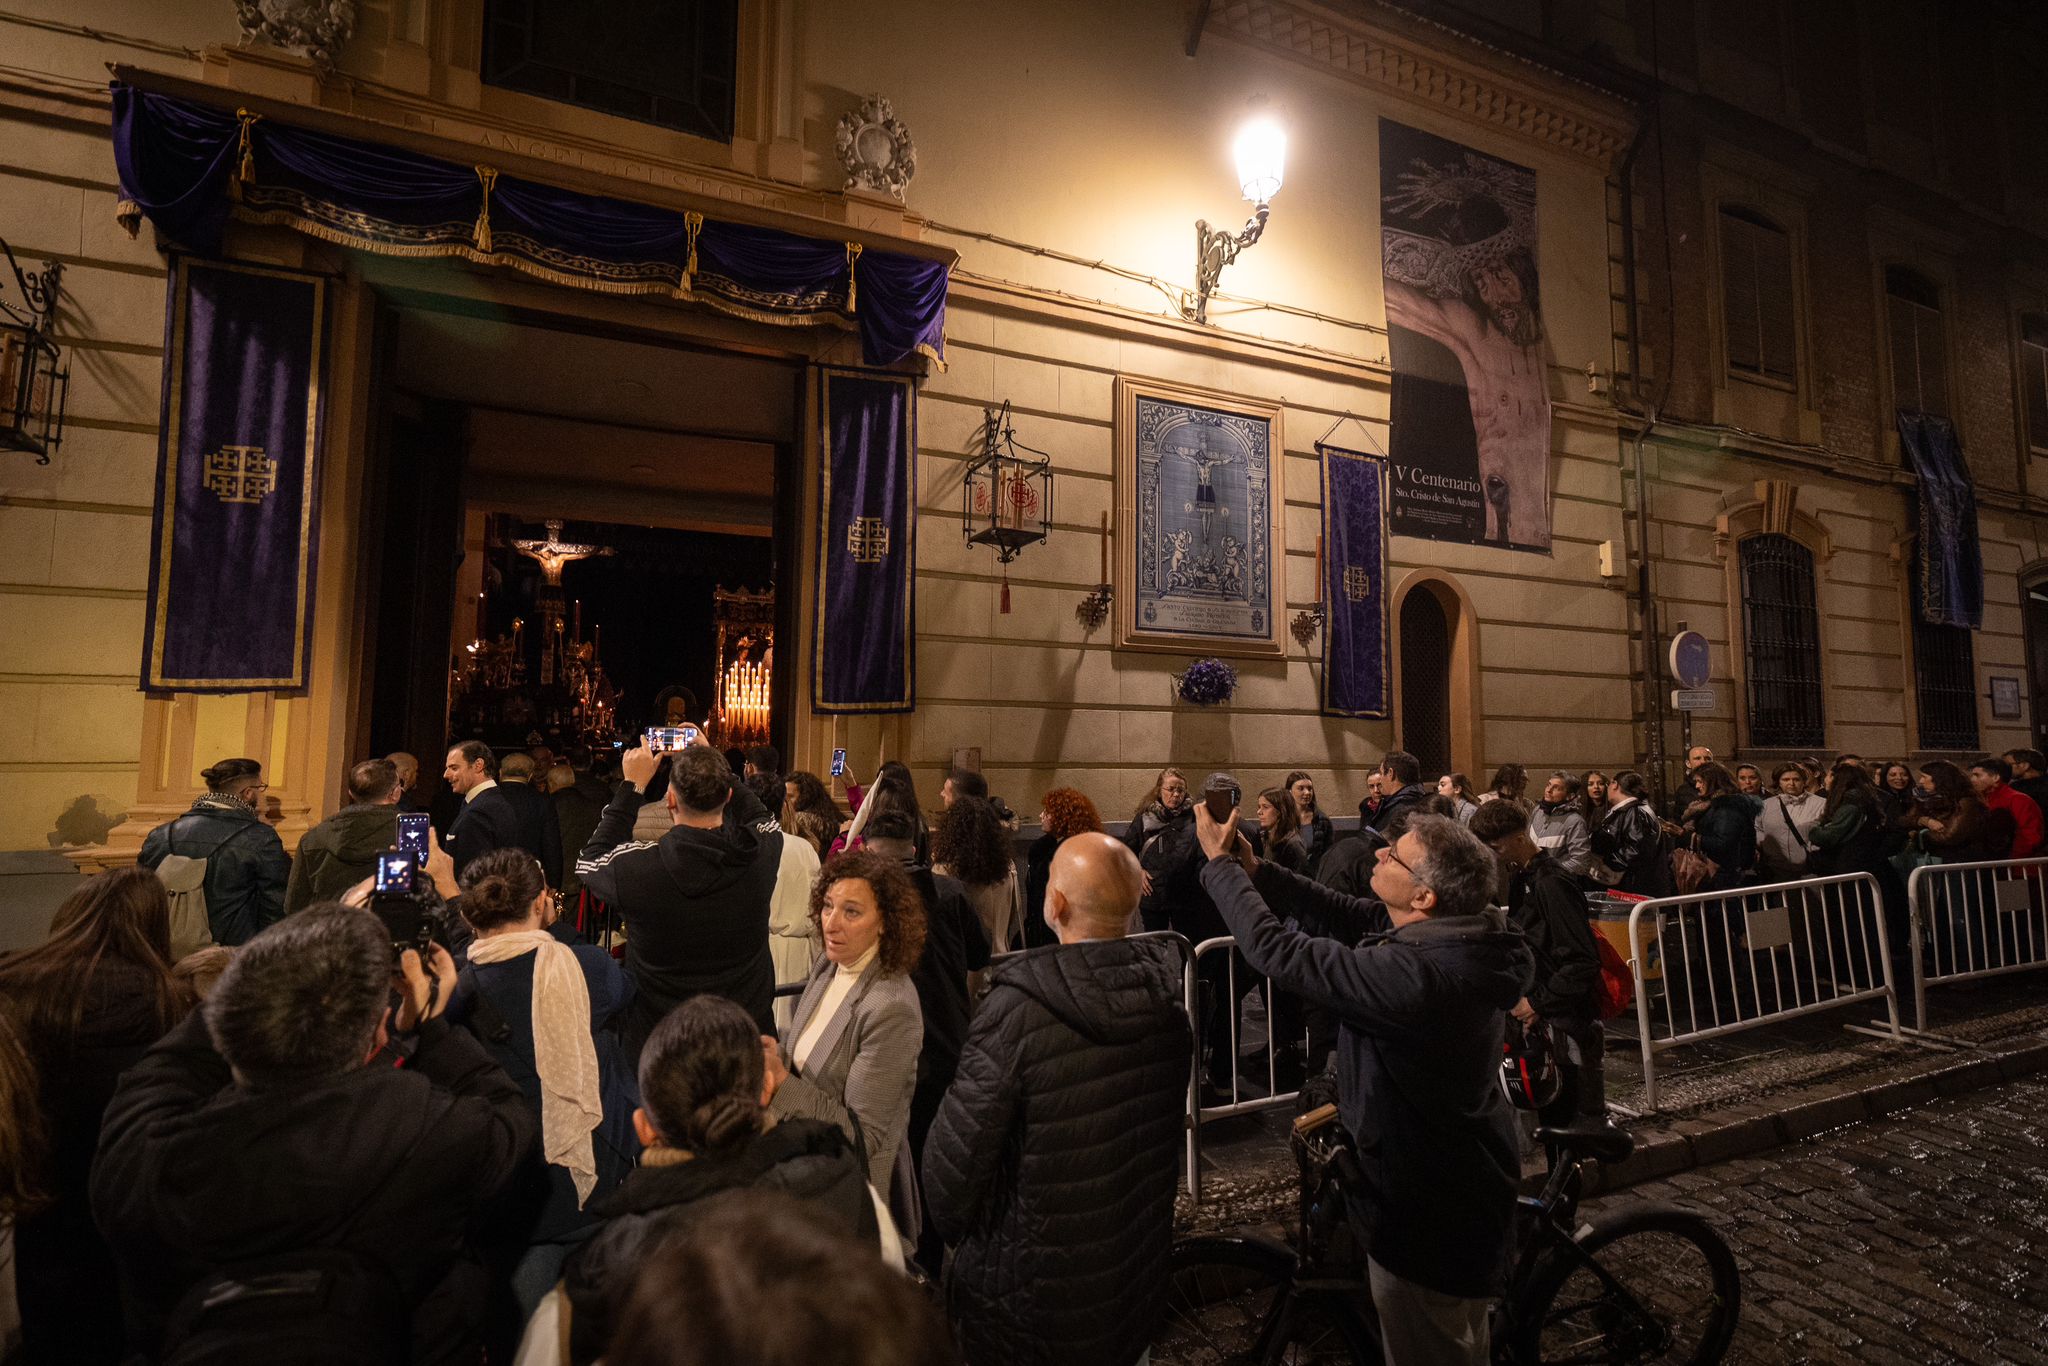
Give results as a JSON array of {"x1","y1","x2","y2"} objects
[{"x1": 1157, "y1": 1101, "x2": 1740, "y2": 1364}]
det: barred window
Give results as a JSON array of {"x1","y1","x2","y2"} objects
[
  {"x1": 1738, "y1": 534, "x2": 1826, "y2": 749},
  {"x1": 2020, "y1": 314, "x2": 2048, "y2": 454},
  {"x1": 1720, "y1": 208, "x2": 1798, "y2": 385},
  {"x1": 1885, "y1": 266, "x2": 1948, "y2": 418},
  {"x1": 482, "y1": 0, "x2": 738, "y2": 142},
  {"x1": 1912, "y1": 567, "x2": 1979, "y2": 751}
]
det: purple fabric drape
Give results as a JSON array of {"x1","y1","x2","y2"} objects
[
  {"x1": 1319, "y1": 444, "x2": 1391, "y2": 717},
  {"x1": 814, "y1": 369, "x2": 916, "y2": 712},
  {"x1": 111, "y1": 82, "x2": 949, "y2": 365},
  {"x1": 142, "y1": 257, "x2": 327, "y2": 691},
  {"x1": 1897, "y1": 411, "x2": 1984, "y2": 629}
]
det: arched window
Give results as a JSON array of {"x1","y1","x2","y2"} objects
[
  {"x1": 1720, "y1": 207, "x2": 1797, "y2": 385},
  {"x1": 1885, "y1": 266, "x2": 1948, "y2": 418},
  {"x1": 1738, "y1": 533, "x2": 1825, "y2": 748},
  {"x1": 2020, "y1": 313, "x2": 2048, "y2": 455},
  {"x1": 1399, "y1": 588, "x2": 1452, "y2": 779}
]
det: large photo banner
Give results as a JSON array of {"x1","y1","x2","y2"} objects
[
  {"x1": 142, "y1": 257, "x2": 327, "y2": 692},
  {"x1": 1379, "y1": 119, "x2": 1552, "y2": 553},
  {"x1": 814, "y1": 368, "x2": 916, "y2": 712},
  {"x1": 1318, "y1": 444, "x2": 1390, "y2": 718}
]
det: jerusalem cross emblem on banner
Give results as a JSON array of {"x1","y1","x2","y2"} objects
[
  {"x1": 202, "y1": 445, "x2": 277, "y2": 505},
  {"x1": 847, "y1": 516, "x2": 892, "y2": 564},
  {"x1": 1343, "y1": 565, "x2": 1371, "y2": 602}
]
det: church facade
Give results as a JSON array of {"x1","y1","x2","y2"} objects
[{"x1": 2, "y1": 0, "x2": 2045, "y2": 863}]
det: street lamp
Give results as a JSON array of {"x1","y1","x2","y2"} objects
[
  {"x1": 1184, "y1": 98, "x2": 1287, "y2": 325},
  {"x1": 961, "y1": 400, "x2": 1052, "y2": 614},
  {"x1": 0, "y1": 236, "x2": 68, "y2": 464}
]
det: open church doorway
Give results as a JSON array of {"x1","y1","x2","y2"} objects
[{"x1": 356, "y1": 297, "x2": 804, "y2": 810}]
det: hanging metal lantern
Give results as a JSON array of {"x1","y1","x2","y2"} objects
[
  {"x1": 961, "y1": 400, "x2": 1051, "y2": 613},
  {"x1": 0, "y1": 240, "x2": 68, "y2": 464}
]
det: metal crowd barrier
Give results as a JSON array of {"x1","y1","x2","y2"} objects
[
  {"x1": 1906, "y1": 856, "x2": 2048, "y2": 1032},
  {"x1": 1624, "y1": 871, "x2": 1900, "y2": 1111},
  {"x1": 1184, "y1": 934, "x2": 1309, "y2": 1201}
]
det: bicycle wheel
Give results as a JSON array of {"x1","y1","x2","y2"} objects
[
  {"x1": 1155, "y1": 1235, "x2": 1378, "y2": 1366},
  {"x1": 1508, "y1": 1206, "x2": 1741, "y2": 1365}
]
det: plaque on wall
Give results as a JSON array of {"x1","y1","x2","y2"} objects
[
  {"x1": 1991, "y1": 675, "x2": 2022, "y2": 719},
  {"x1": 1114, "y1": 377, "x2": 1284, "y2": 658}
]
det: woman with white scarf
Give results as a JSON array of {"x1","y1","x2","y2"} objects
[{"x1": 455, "y1": 849, "x2": 637, "y2": 1346}]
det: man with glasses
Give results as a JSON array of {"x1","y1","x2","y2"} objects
[
  {"x1": 140, "y1": 756, "x2": 292, "y2": 946},
  {"x1": 1194, "y1": 804, "x2": 1532, "y2": 1365}
]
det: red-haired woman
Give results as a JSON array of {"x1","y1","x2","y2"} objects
[
  {"x1": 1022, "y1": 788, "x2": 1104, "y2": 949},
  {"x1": 0, "y1": 868, "x2": 180, "y2": 1364}
]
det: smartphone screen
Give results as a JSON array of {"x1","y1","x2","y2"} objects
[
  {"x1": 830, "y1": 747, "x2": 847, "y2": 777},
  {"x1": 1204, "y1": 783, "x2": 1240, "y2": 824},
  {"x1": 645, "y1": 726, "x2": 684, "y2": 753},
  {"x1": 396, "y1": 811, "x2": 431, "y2": 868},
  {"x1": 374, "y1": 852, "x2": 415, "y2": 896},
  {"x1": 679, "y1": 724, "x2": 700, "y2": 748}
]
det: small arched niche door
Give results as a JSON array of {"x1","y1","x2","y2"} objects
[{"x1": 1391, "y1": 573, "x2": 1482, "y2": 782}]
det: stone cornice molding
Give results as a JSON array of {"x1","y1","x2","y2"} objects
[{"x1": 1205, "y1": 0, "x2": 1635, "y2": 167}]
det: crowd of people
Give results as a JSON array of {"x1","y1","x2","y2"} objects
[{"x1": 5, "y1": 730, "x2": 2043, "y2": 1365}]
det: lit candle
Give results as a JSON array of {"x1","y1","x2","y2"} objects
[
  {"x1": 476, "y1": 591, "x2": 486, "y2": 638},
  {"x1": 573, "y1": 599, "x2": 582, "y2": 639},
  {"x1": 512, "y1": 618, "x2": 523, "y2": 652}
]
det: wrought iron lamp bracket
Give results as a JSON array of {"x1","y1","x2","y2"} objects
[{"x1": 1183, "y1": 202, "x2": 1270, "y2": 325}]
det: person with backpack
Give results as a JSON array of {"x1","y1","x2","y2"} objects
[
  {"x1": 139, "y1": 757, "x2": 292, "y2": 950},
  {"x1": 0, "y1": 868, "x2": 180, "y2": 1366},
  {"x1": 91, "y1": 904, "x2": 537, "y2": 1365},
  {"x1": 1467, "y1": 803, "x2": 1609, "y2": 1143}
]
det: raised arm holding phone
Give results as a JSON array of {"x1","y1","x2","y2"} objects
[{"x1": 1192, "y1": 796, "x2": 1533, "y2": 1366}]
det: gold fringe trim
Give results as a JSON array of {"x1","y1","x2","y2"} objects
[
  {"x1": 231, "y1": 108, "x2": 261, "y2": 201},
  {"x1": 473, "y1": 165, "x2": 499, "y2": 253},
  {"x1": 684, "y1": 211, "x2": 703, "y2": 290},
  {"x1": 845, "y1": 241, "x2": 863, "y2": 313}
]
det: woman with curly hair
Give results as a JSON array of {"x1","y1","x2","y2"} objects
[
  {"x1": 1023, "y1": 788, "x2": 1103, "y2": 949},
  {"x1": 933, "y1": 795, "x2": 1023, "y2": 956},
  {"x1": 766, "y1": 848, "x2": 927, "y2": 1205}
]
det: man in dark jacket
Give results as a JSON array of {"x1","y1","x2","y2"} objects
[
  {"x1": 2002, "y1": 747, "x2": 2048, "y2": 826},
  {"x1": 496, "y1": 752, "x2": 565, "y2": 886},
  {"x1": 91, "y1": 904, "x2": 536, "y2": 1365},
  {"x1": 575, "y1": 740, "x2": 782, "y2": 1055},
  {"x1": 445, "y1": 741, "x2": 529, "y2": 879},
  {"x1": 286, "y1": 757, "x2": 404, "y2": 911},
  {"x1": 1150, "y1": 771, "x2": 1262, "y2": 1093},
  {"x1": 138, "y1": 756, "x2": 292, "y2": 945},
  {"x1": 1363, "y1": 750, "x2": 1428, "y2": 840},
  {"x1": 924, "y1": 832, "x2": 1191, "y2": 1366},
  {"x1": 1469, "y1": 802, "x2": 1607, "y2": 1137},
  {"x1": 1196, "y1": 805, "x2": 1532, "y2": 1365},
  {"x1": 551, "y1": 754, "x2": 609, "y2": 900}
]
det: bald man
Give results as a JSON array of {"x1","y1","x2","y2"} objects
[{"x1": 923, "y1": 832, "x2": 1193, "y2": 1366}]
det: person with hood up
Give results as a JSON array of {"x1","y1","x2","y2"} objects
[
  {"x1": 576, "y1": 740, "x2": 783, "y2": 1057},
  {"x1": 923, "y1": 832, "x2": 1191, "y2": 1366},
  {"x1": 285, "y1": 758, "x2": 405, "y2": 912},
  {"x1": 1195, "y1": 805, "x2": 1533, "y2": 1366}
]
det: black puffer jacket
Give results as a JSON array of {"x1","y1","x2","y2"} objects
[
  {"x1": 923, "y1": 936, "x2": 1192, "y2": 1366},
  {"x1": 561, "y1": 1120, "x2": 875, "y2": 1366},
  {"x1": 1592, "y1": 797, "x2": 1674, "y2": 897}
]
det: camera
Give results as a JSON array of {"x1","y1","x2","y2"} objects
[
  {"x1": 369, "y1": 852, "x2": 440, "y2": 962},
  {"x1": 1203, "y1": 782, "x2": 1241, "y2": 823}
]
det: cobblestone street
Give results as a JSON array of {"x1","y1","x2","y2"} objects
[{"x1": 1616, "y1": 1075, "x2": 2048, "y2": 1365}]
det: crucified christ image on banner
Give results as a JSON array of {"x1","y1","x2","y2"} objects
[{"x1": 1378, "y1": 119, "x2": 1553, "y2": 552}]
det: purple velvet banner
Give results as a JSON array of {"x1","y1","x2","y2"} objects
[
  {"x1": 1318, "y1": 444, "x2": 1390, "y2": 718},
  {"x1": 142, "y1": 257, "x2": 326, "y2": 691},
  {"x1": 814, "y1": 369, "x2": 915, "y2": 712}
]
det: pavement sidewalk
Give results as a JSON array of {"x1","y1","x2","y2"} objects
[{"x1": 1176, "y1": 969, "x2": 2048, "y2": 1237}]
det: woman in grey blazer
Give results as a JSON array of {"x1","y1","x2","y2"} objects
[{"x1": 765, "y1": 848, "x2": 926, "y2": 1201}]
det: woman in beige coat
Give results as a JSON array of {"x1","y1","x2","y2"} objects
[{"x1": 764, "y1": 848, "x2": 926, "y2": 1202}]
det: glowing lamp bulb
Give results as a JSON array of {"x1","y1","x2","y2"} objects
[{"x1": 1234, "y1": 108, "x2": 1286, "y2": 204}]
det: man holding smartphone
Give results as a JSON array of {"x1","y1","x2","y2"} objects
[{"x1": 1193, "y1": 802, "x2": 1532, "y2": 1365}]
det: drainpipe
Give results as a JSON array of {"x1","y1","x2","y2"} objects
[{"x1": 1615, "y1": 121, "x2": 1669, "y2": 811}]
